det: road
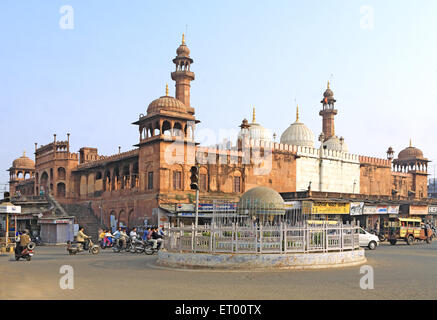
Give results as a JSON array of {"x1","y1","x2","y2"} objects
[{"x1": 1, "y1": 241, "x2": 436, "y2": 300}]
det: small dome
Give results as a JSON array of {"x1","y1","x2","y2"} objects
[
  {"x1": 324, "y1": 136, "x2": 348, "y2": 153},
  {"x1": 238, "y1": 186, "x2": 285, "y2": 216},
  {"x1": 280, "y1": 121, "x2": 315, "y2": 147},
  {"x1": 147, "y1": 96, "x2": 187, "y2": 114},
  {"x1": 398, "y1": 146, "x2": 424, "y2": 160},
  {"x1": 176, "y1": 44, "x2": 190, "y2": 57},
  {"x1": 248, "y1": 123, "x2": 272, "y2": 142},
  {"x1": 324, "y1": 88, "x2": 334, "y2": 98},
  {"x1": 12, "y1": 152, "x2": 35, "y2": 169}
]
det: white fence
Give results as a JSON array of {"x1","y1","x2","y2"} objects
[{"x1": 164, "y1": 222, "x2": 361, "y2": 254}]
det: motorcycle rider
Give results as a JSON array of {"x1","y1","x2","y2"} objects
[
  {"x1": 76, "y1": 227, "x2": 91, "y2": 251},
  {"x1": 129, "y1": 227, "x2": 138, "y2": 239},
  {"x1": 15, "y1": 229, "x2": 31, "y2": 256},
  {"x1": 151, "y1": 227, "x2": 163, "y2": 250}
]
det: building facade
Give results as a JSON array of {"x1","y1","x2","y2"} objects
[{"x1": 7, "y1": 35, "x2": 431, "y2": 229}]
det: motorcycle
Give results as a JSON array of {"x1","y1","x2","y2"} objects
[
  {"x1": 67, "y1": 238, "x2": 100, "y2": 255},
  {"x1": 144, "y1": 239, "x2": 162, "y2": 255},
  {"x1": 15, "y1": 242, "x2": 36, "y2": 261},
  {"x1": 99, "y1": 237, "x2": 114, "y2": 249},
  {"x1": 112, "y1": 237, "x2": 131, "y2": 253},
  {"x1": 129, "y1": 237, "x2": 147, "y2": 254}
]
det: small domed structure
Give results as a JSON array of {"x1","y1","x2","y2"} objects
[
  {"x1": 147, "y1": 96, "x2": 187, "y2": 114},
  {"x1": 245, "y1": 107, "x2": 272, "y2": 142},
  {"x1": 280, "y1": 105, "x2": 315, "y2": 147},
  {"x1": 239, "y1": 186, "x2": 285, "y2": 216},
  {"x1": 176, "y1": 33, "x2": 191, "y2": 57},
  {"x1": 324, "y1": 136, "x2": 348, "y2": 153},
  {"x1": 12, "y1": 151, "x2": 35, "y2": 169},
  {"x1": 398, "y1": 142, "x2": 424, "y2": 160}
]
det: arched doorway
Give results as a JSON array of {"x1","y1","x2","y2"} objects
[{"x1": 57, "y1": 183, "x2": 66, "y2": 197}]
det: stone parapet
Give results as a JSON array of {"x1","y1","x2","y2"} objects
[{"x1": 157, "y1": 249, "x2": 366, "y2": 270}]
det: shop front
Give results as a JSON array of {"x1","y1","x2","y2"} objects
[
  {"x1": 363, "y1": 204, "x2": 399, "y2": 231},
  {"x1": 400, "y1": 204, "x2": 429, "y2": 220},
  {"x1": 38, "y1": 217, "x2": 75, "y2": 244}
]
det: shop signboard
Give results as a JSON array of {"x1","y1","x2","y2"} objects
[
  {"x1": 176, "y1": 203, "x2": 237, "y2": 213},
  {"x1": 0, "y1": 205, "x2": 21, "y2": 214},
  {"x1": 363, "y1": 205, "x2": 391, "y2": 214},
  {"x1": 350, "y1": 202, "x2": 364, "y2": 216},
  {"x1": 409, "y1": 205, "x2": 428, "y2": 216},
  {"x1": 311, "y1": 202, "x2": 350, "y2": 215},
  {"x1": 429, "y1": 206, "x2": 437, "y2": 215},
  {"x1": 284, "y1": 201, "x2": 301, "y2": 210},
  {"x1": 388, "y1": 206, "x2": 399, "y2": 214}
]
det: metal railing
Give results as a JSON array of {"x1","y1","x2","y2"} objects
[{"x1": 163, "y1": 222, "x2": 361, "y2": 254}]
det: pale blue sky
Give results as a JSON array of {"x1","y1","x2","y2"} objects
[{"x1": 1, "y1": 0, "x2": 437, "y2": 189}]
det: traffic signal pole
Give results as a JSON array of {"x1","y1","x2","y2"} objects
[{"x1": 195, "y1": 188, "x2": 199, "y2": 228}]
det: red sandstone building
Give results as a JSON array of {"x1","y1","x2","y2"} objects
[{"x1": 8, "y1": 35, "x2": 431, "y2": 229}]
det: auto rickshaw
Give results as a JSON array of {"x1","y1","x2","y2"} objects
[{"x1": 383, "y1": 217, "x2": 433, "y2": 245}]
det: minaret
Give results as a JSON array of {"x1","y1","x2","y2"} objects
[
  {"x1": 319, "y1": 81, "x2": 338, "y2": 141},
  {"x1": 171, "y1": 33, "x2": 195, "y2": 107}
]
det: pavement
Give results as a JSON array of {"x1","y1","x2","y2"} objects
[{"x1": 0, "y1": 241, "x2": 436, "y2": 300}]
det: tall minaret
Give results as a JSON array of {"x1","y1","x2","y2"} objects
[
  {"x1": 319, "y1": 81, "x2": 338, "y2": 141},
  {"x1": 171, "y1": 33, "x2": 195, "y2": 107}
]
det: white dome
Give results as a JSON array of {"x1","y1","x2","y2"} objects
[
  {"x1": 247, "y1": 123, "x2": 272, "y2": 142},
  {"x1": 324, "y1": 136, "x2": 348, "y2": 152},
  {"x1": 280, "y1": 121, "x2": 315, "y2": 147}
]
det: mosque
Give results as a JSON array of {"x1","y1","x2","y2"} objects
[{"x1": 7, "y1": 35, "x2": 432, "y2": 229}]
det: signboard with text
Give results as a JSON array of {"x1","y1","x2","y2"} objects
[
  {"x1": 429, "y1": 206, "x2": 437, "y2": 215},
  {"x1": 312, "y1": 202, "x2": 350, "y2": 215},
  {"x1": 409, "y1": 205, "x2": 428, "y2": 216}
]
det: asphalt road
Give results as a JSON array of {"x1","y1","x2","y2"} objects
[{"x1": 1, "y1": 241, "x2": 436, "y2": 300}]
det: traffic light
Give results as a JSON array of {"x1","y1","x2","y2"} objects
[{"x1": 190, "y1": 166, "x2": 199, "y2": 190}]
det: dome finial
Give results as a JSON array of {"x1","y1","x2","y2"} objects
[
  {"x1": 327, "y1": 81, "x2": 330, "y2": 89},
  {"x1": 182, "y1": 33, "x2": 185, "y2": 45},
  {"x1": 296, "y1": 104, "x2": 300, "y2": 122},
  {"x1": 252, "y1": 106, "x2": 256, "y2": 123},
  {"x1": 410, "y1": 138, "x2": 412, "y2": 147},
  {"x1": 23, "y1": 150, "x2": 26, "y2": 157},
  {"x1": 165, "y1": 83, "x2": 169, "y2": 96}
]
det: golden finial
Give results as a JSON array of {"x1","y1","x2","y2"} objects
[
  {"x1": 252, "y1": 106, "x2": 256, "y2": 123},
  {"x1": 23, "y1": 150, "x2": 26, "y2": 157},
  {"x1": 182, "y1": 33, "x2": 185, "y2": 45},
  {"x1": 327, "y1": 81, "x2": 330, "y2": 89},
  {"x1": 165, "y1": 83, "x2": 169, "y2": 96},
  {"x1": 410, "y1": 139, "x2": 412, "y2": 147},
  {"x1": 296, "y1": 104, "x2": 300, "y2": 122}
]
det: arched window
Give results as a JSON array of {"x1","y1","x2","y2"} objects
[{"x1": 58, "y1": 167, "x2": 66, "y2": 180}]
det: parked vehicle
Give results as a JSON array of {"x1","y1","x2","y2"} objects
[
  {"x1": 384, "y1": 217, "x2": 433, "y2": 245},
  {"x1": 67, "y1": 238, "x2": 100, "y2": 255},
  {"x1": 15, "y1": 242, "x2": 36, "y2": 261},
  {"x1": 358, "y1": 228, "x2": 379, "y2": 250}
]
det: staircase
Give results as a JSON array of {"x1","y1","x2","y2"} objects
[
  {"x1": 61, "y1": 203, "x2": 107, "y2": 242},
  {"x1": 46, "y1": 195, "x2": 107, "y2": 242}
]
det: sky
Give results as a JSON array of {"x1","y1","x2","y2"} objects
[{"x1": 1, "y1": 0, "x2": 437, "y2": 190}]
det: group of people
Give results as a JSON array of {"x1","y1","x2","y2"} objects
[{"x1": 98, "y1": 226, "x2": 164, "y2": 250}]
